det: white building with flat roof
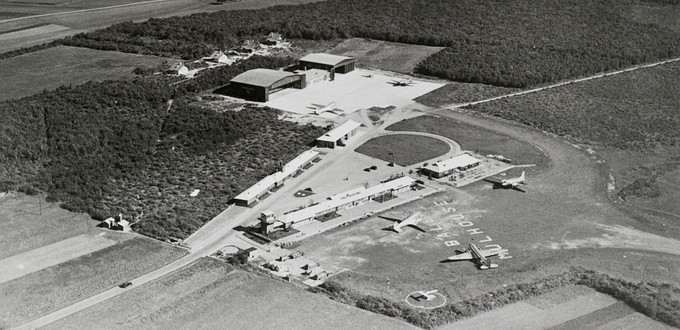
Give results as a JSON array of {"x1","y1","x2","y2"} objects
[
  {"x1": 279, "y1": 176, "x2": 415, "y2": 226},
  {"x1": 316, "y1": 120, "x2": 361, "y2": 148},
  {"x1": 421, "y1": 153, "x2": 480, "y2": 178},
  {"x1": 233, "y1": 150, "x2": 320, "y2": 206}
]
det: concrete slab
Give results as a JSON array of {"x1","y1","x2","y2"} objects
[{"x1": 265, "y1": 69, "x2": 444, "y2": 115}]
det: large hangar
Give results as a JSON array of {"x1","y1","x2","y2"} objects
[
  {"x1": 299, "y1": 53, "x2": 356, "y2": 75},
  {"x1": 229, "y1": 69, "x2": 306, "y2": 102}
]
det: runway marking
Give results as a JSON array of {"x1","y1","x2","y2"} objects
[{"x1": 429, "y1": 199, "x2": 513, "y2": 259}]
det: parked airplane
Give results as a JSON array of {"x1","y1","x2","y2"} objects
[
  {"x1": 379, "y1": 212, "x2": 426, "y2": 233},
  {"x1": 411, "y1": 290, "x2": 439, "y2": 301},
  {"x1": 389, "y1": 77, "x2": 415, "y2": 86},
  {"x1": 485, "y1": 171, "x2": 527, "y2": 192},
  {"x1": 446, "y1": 243, "x2": 508, "y2": 270}
]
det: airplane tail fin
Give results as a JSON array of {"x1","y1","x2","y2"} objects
[{"x1": 520, "y1": 171, "x2": 525, "y2": 181}]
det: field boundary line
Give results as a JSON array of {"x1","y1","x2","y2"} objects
[
  {"x1": 0, "y1": 0, "x2": 169, "y2": 25},
  {"x1": 447, "y1": 57, "x2": 680, "y2": 109}
]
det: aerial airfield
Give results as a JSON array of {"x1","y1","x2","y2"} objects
[{"x1": 1, "y1": 2, "x2": 680, "y2": 329}]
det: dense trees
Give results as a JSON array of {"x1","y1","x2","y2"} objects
[
  {"x1": 57, "y1": 0, "x2": 680, "y2": 87},
  {"x1": 0, "y1": 56, "x2": 323, "y2": 239}
]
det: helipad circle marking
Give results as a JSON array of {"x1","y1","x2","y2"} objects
[{"x1": 404, "y1": 291, "x2": 447, "y2": 309}]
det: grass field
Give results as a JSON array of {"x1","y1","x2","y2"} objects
[
  {"x1": 45, "y1": 258, "x2": 416, "y2": 329},
  {"x1": 386, "y1": 115, "x2": 550, "y2": 170},
  {"x1": 466, "y1": 60, "x2": 680, "y2": 236},
  {"x1": 355, "y1": 134, "x2": 451, "y2": 166},
  {"x1": 0, "y1": 237, "x2": 185, "y2": 328},
  {"x1": 0, "y1": 192, "x2": 102, "y2": 259},
  {"x1": 415, "y1": 83, "x2": 520, "y2": 107},
  {"x1": 442, "y1": 286, "x2": 672, "y2": 330},
  {"x1": 0, "y1": 45, "x2": 165, "y2": 101},
  {"x1": 328, "y1": 38, "x2": 444, "y2": 74}
]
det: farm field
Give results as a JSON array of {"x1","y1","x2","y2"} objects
[
  {"x1": 0, "y1": 237, "x2": 185, "y2": 328},
  {"x1": 467, "y1": 59, "x2": 680, "y2": 238},
  {"x1": 441, "y1": 286, "x2": 673, "y2": 330},
  {"x1": 328, "y1": 38, "x2": 445, "y2": 74},
  {"x1": 0, "y1": 0, "x2": 329, "y2": 53},
  {"x1": 0, "y1": 192, "x2": 102, "y2": 259},
  {"x1": 0, "y1": 45, "x2": 165, "y2": 101},
  {"x1": 45, "y1": 258, "x2": 417, "y2": 330},
  {"x1": 355, "y1": 134, "x2": 451, "y2": 166}
]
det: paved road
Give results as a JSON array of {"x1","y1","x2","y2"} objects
[
  {"x1": 14, "y1": 107, "x2": 410, "y2": 330},
  {"x1": 15, "y1": 56, "x2": 680, "y2": 329}
]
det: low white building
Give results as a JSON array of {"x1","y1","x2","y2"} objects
[
  {"x1": 421, "y1": 153, "x2": 480, "y2": 178},
  {"x1": 167, "y1": 62, "x2": 189, "y2": 76},
  {"x1": 316, "y1": 120, "x2": 362, "y2": 148},
  {"x1": 232, "y1": 150, "x2": 320, "y2": 206},
  {"x1": 205, "y1": 51, "x2": 230, "y2": 64},
  {"x1": 279, "y1": 176, "x2": 416, "y2": 226}
]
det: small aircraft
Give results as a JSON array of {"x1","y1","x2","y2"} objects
[
  {"x1": 411, "y1": 290, "x2": 439, "y2": 301},
  {"x1": 362, "y1": 74, "x2": 374, "y2": 78},
  {"x1": 485, "y1": 171, "x2": 527, "y2": 192},
  {"x1": 379, "y1": 212, "x2": 426, "y2": 233},
  {"x1": 446, "y1": 243, "x2": 508, "y2": 270},
  {"x1": 388, "y1": 77, "x2": 415, "y2": 87}
]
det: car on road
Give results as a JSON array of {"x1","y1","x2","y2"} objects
[{"x1": 118, "y1": 281, "x2": 132, "y2": 288}]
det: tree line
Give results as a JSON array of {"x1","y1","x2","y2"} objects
[
  {"x1": 0, "y1": 55, "x2": 323, "y2": 240},
  {"x1": 54, "y1": 0, "x2": 680, "y2": 87}
]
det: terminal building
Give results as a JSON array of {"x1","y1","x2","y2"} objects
[
  {"x1": 229, "y1": 69, "x2": 306, "y2": 102},
  {"x1": 421, "y1": 154, "x2": 481, "y2": 178},
  {"x1": 316, "y1": 120, "x2": 362, "y2": 148},
  {"x1": 232, "y1": 150, "x2": 320, "y2": 206},
  {"x1": 258, "y1": 176, "x2": 416, "y2": 234}
]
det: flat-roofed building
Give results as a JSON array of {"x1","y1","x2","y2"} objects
[
  {"x1": 229, "y1": 68, "x2": 306, "y2": 102},
  {"x1": 299, "y1": 53, "x2": 356, "y2": 75},
  {"x1": 316, "y1": 120, "x2": 361, "y2": 148},
  {"x1": 421, "y1": 153, "x2": 480, "y2": 178},
  {"x1": 279, "y1": 176, "x2": 415, "y2": 226}
]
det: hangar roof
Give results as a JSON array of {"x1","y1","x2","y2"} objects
[
  {"x1": 230, "y1": 69, "x2": 299, "y2": 87},
  {"x1": 300, "y1": 53, "x2": 355, "y2": 67}
]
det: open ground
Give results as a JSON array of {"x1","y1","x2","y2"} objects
[
  {"x1": 295, "y1": 110, "x2": 680, "y2": 314},
  {"x1": 0, "y1": 193, "x2": 186, "y2": 328},
  {"x1": 441, "y1": 285, "x2": 673, "y2": 330},
  {"x1": 0, "y1": 45, "x2": 165, "y2": 101},
  {"x1": 328, "y1": 38, "x2": 444, "y2": 74},
  {"x1": 44, "y1": 257, "x2": 417, "y2": 329}
]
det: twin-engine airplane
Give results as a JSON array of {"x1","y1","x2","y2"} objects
[
  {"x1": 379, "y1": 212, "x2": 426, "y2": 233},
  {"x1": 389, "y1": 77, "x2": 415, "y2": 87},
  {"x1": 485, "y1": 171, "x2": 527, "y2": 192},
  {"x1": 446, "y1": 243, "x2": 508, "y2": 270}
]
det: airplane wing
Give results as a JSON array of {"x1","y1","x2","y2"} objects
[
  {"x1": 377, "y1": 215, "x2": 402, "y2": 223},
  {"x1": 480, "y1": 249, "x2": 508, "y2": 257},
  {"x1": 513, "y1": 185, "x2": 527, "y2": 193},
  {"x1": 484, "y1": 177, "x2": 503, "y2": 184},
  {"x1": 447, "y1": 252, "x2": 473, "y2": 261},
  {"x1": 408, "y1": 224, "x2": 427, "y2": 233}
]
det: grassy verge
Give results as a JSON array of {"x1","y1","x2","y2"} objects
[{"x1": 355, "y1": 134, "x2": 450, "y2": 166}]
